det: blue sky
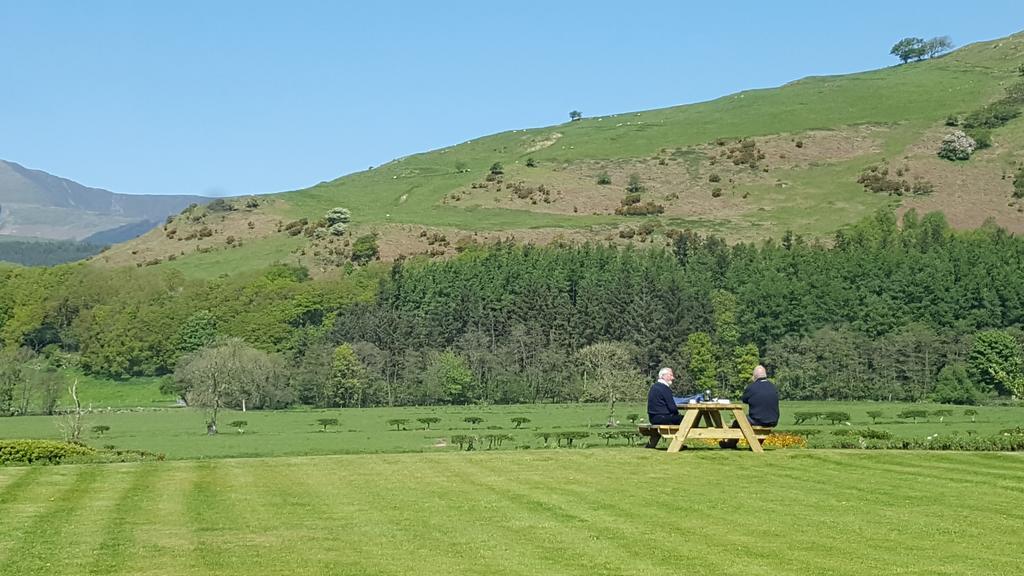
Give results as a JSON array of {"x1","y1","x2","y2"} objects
[{"x1": 1, "y1": 1, "x2": 1021, "y2": 197}]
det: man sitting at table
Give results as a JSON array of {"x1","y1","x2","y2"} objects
[
  {"x1": 721, "y1": 365, "x2": 780, "y2": 448},
  {"x1": 647, "y1": 367, "x2": 687, "y2": 426}
]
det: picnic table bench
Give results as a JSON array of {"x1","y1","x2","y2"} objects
[{"x1": 638, "y1": 402, "x2": 770, "y2": 453}]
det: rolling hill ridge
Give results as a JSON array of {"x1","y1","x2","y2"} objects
[{"x1": 98, "y1": 31, "x2": 1024, "y2": 277}]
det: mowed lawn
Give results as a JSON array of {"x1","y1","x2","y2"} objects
[{"x1": 1, "y1": 450, "x2": 1022, "y2": 575}]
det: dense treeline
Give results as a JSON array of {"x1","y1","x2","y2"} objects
[
  {"x1": 1, "y1": 210, "x2": 1023, "y2": 414},
  {"x1": 0, "y1": 239, "x2": 105, "y2": 266}
]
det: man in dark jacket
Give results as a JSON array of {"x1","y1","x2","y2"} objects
[
  {"x1": 721, "y1": 365, "x2": 780, "y2": 448},
  {"x1": 647, "y1": 367, "x2": 684, "y2": 425},
  {"x1": 742, "y1": 365, "x2": 780, "y2": 427}
]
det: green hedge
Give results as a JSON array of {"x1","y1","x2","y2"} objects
[{"x1": 0, "y1": 440, "x2": 96, "y2": 465}]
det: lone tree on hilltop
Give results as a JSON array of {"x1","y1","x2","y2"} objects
[
  {"x1": 569, "y1": 110, "x2": 582, "y2": 121},
  {"x1": 923, "y1": 36, "x2": 954, "y2": 58},
  {"x1": 890, "y1": 37, "x2": 926, "y2": 64}
]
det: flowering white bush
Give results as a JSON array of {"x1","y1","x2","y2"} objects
[{"x1": 937, "y1": 130, "x2": 977, "y2": 161}]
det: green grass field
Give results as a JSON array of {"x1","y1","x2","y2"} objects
[
  {"x1": 1, "y1": 450, "x2": 1021, "y2": 575},
  {"x1": 1, "y1": 401, "x2": 1021, "y2": 460}
]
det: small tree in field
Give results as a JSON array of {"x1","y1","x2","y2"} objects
[
  {"x1": 451, "y1": 434, "x2": 476, "y2": 450},
  {"x1": 510, "y1": 417, "x2": 531, "y2": 429},
  {"x1": 417, "y1": 416, "x2": 441, "y2": 430},
  {"x1": 577, "y1": 342, "x2": 645, "y2": 423},
  {"x1": 964, "y1": 408, "x2": 978, "y2": 422},
  {"x1": 464, "y1": 416, "x2": 484, "y2": 428},
  {"x1": 897, "y1": 409, "x2": 929, "y2": 423},
  {"x1": 866, "y1": 410, "x2": 884, "y2": 425},
  {"x1": 229, "y1": 420, "x2": 248, "y2": 434},
  {"x1": 932, "y1": 409, "x2": 953, "y2": 422},
  {"x1": 569, "y1": 110, "x2": 582, "y2": 121},
  {"x1": 317, "y1": 418, "x2": 338, "y2": 432},
  {"x1": 626, "y1": 413, "x2": 640, "y2": 425},
  {"x1": 387, "y1": 418, "x2": 409, "y2": 431},
  {"x1": 91, "y1": 425, "x2": 110, "y2": 437}
]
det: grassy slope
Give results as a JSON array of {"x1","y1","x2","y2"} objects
[
  {"x1": 1, "y1": 402, "x2": 1019, "y2": 460},
  {"x1": 0, "y1": 450, "x2": 1021, "y2": 575},
  {"x1": 100, "y1": 32, "x2": 1024, "y2": 276}
]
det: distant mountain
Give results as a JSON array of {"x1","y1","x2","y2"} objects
[{"x1": 0, "y1": 160, "x2": 208, "y2": 241}]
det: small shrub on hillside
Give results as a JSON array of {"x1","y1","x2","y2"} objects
[
  {"x1": 489, "y1": 162, "x2": 504, "y2": 176},
  {"x1": 858, "y1": 165, "x2": 910, "y2": 195},
  {"x1": 967, "y1": 128, "x2": 992, "y2": 150},
  {"x1": 351, "y1": 234, "x2": 380, "y2": 264},
  {"x1": 198, "y1": 226, "x2": 213, "y2": 238},
  {"x1": 615, "y1": 202, "x2": 664, "y2": 216},
  {"x1": 795, "y1": 140, "x2": 804, "y2": 148},
  {"x1": 596, "y1": 171, "x2": 612, "y2": 185},
  {"x1": 937, "y1": 131, "x2": 977, "y2": 161},
  {"x1": 945, "y1": 115, "x2": 959, "y2": 127},
  {"x1": 626, "y1": 173, "x2": 645, "y2": 194},
  {"x1": 525, "y1": 157, "x2": 537, "y2": 168},
  {"x1": 711, "y1": 187, "x2": 723, "y2": 198},
  {"x1": 1013, "y1": 167, "x2": 1024, "y2": 199},
  {"x1": 708, "y1": 173, "x2": 721, "y2": 183},
  {"x1": 621, "y1": 193, "x2": 642, "y2": 206},
  {"x1": 618, "y1": 228, "x2": 636, "y2": 239}
]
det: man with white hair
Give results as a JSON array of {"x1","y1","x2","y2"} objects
[
  {"x1": 743, "y1": 365, "x2": 779, "y2": 427},
  {"x1": 721, "y1": 364, "x2": 780, "y2": 448},
  {"x1": 647, "y1": 367, "x2": 684, "y2": 426}
]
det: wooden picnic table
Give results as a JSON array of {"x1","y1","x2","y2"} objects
[{"x1": 639, "y1": 402, "x2": 766, "y2": 453}]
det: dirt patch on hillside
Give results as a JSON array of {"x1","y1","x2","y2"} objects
[
  {"x1": 755, "y1": 126, "x2": 887, "y2": 168},
  {"x1": 523, "y1": 132, "x2": 562, "y2": 153}
]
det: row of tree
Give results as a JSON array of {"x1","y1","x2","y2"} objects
[{"x1": 2, "y1": 209, "x2": 1024, "y2": 416}]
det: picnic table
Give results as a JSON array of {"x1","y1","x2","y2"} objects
[{"x1": 638, "y1": 402, "x2": 768, "y2": 453}]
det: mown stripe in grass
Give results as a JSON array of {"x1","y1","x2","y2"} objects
[
  {"x1": 0, "y1": 466, "x2": 42, "y2": 505},
  {"x1": 86, "y1": 463, "x2": 161, "y2": 575},
  {"x1": 184, "y1": 460, "x2": 240, "y2": 573},
  {"x1": 0, "y1": 465, "x2": 102, "y2": 574}
]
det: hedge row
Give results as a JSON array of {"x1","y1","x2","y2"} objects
[{"x1": 0, "y1": 440, "x2": 96, "y2": 465}]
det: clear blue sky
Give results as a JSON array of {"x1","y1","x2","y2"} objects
[{"x1": 1, "y1": 1, "x2": 1021, "y2": 197}]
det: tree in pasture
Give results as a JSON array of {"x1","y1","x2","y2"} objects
[
  {"x1": 174, "y1": 338, "x2": 284, "y2": 434},
  {"x1": 931, "y1": 409, "x2": 953, "y2": 422},
  {"x1": 890, "y1": 37, "x2": 926, "y2": 63},
  {"x1": 569, "y1": 110, "x2": 582, "y2": 121},
  {"x1": 964, "y1": 408, "x2": 978, "y2": 423},
  {"x1": 417, "y1": 416, "x2": 441, "y2": 430},
  {"x1": 510, "y1": 416, "x2": 531, "y2": 429},
  {"x1": 968, "y1": 330, "x2": 1024, "y2": 396},
  {"x1": 897, "y1": 409, "x2": 928, "y2": 423},
  {"x1": 91, "y1": 425, "x2": 111, "y2": 436},
  {"x1": 451, "y1": 434, "x2": 476, "y2": 450},
  {"x1": 823, "y1": 411, "x2": 850, "y2": 425},
  {"x1": 229, "y1": 420, "x2": 248, "y2": 434},
  {"x1": 463, "y1": 416, "x2": 483, "y2": 428},
  {"x1": 387, "y1": 418, "x2": 409, "y2": 431},
  {"x1": 317, "y1": 418, "x2": 339, "y2": 432},
  {"x1": 576, "y1": 341, "x2": 645, "y2": 422},
  {"x1": 626, "y1": 413, "x2": 640, "y2": 425},
  {"x1": 866, "y1": 410, "x2": 884, "y2": 425}
]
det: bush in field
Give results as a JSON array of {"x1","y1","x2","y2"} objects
[
  {"x1": 964, "y1": 408, "x2": 978, "y2": 422},
  {"x1": 510, "y1": 417, "x2": 531, "y2": 429},
  {"x1": 417, "y1": 417, "x2": 441, "y2": 430},
  {"x1": 317, "y1": 418, "x2": 338, "y2": 432},
  {"x1": 824, "y1": 411, "x2": 850, "y2": 425},
  {"x1": 792, "y1": 412, "x2": 822, "y2": 425},
  {"x1": 625, "y1": 173, "x2": 645, "y2": 194},
  {"x1": 450, "y1": 434, "x2": 476, "y2": 450},
  {"x1": 229, "y1": 420, "x2": 248, "y2": 434},
  {"x1": 897, "y1": 409, "x2": 929, "y2": 423},
  {"x1": 463, "y1": 416, "x2": 484, "y2": 428},
  {"x1": 387, "y1": 418, "x2": 409, "y2": 431},
  {"x1": 483, "y1": 434, "x2": 514, "y2": 449},
  {"x1": 932, "y1": 409, "x2": 954, "y2": 422},
  {"x1": 866, "y1": 411, "x2": 884, "y2": 424},
  {"x1": 91, "y1": 425, "x2": 111, "y2": 436},
  {"x1": 937, "y1": 131, "x2": 976, "y2": 161}
]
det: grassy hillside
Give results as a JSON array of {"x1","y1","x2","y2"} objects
[
  {"x1": 1, "y1": 451, "x2": 1021, "y2": 575},
  {"x1": 98, "y1": 32, "x2": 1024, "y2": 276}
]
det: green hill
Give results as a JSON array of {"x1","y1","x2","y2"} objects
[{"x1": 98, "y1": 32, "x2": 1024, "y2": 276}]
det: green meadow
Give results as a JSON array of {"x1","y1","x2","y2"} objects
[
  {"x1": 1, "y1": 401, "x2": 1021, "y2": 460},
  {"x1": 1, "y1": 450, "x2": 1022, "y2": 575}
]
